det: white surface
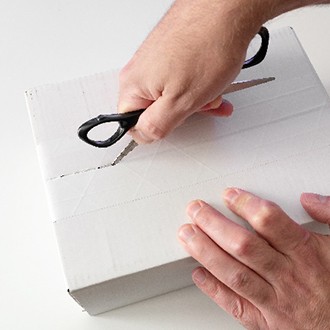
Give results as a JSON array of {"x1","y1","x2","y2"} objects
[
  {"x1": 1, "y1": 1, "x2": 330, "y2": 329},
  {"x1": 26, "y1": 26, "x2": 330, "y2": 315}
]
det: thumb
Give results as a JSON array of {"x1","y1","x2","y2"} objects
[
  {"x1": 127, "y1": 95, "x2": 191, "y2": 144},
  {"x1": 117, "y1": 78, "x2": 189, "y2": 143},
  {"x1": 300, "y1": 193, "x2": 330, "y2": 225}
]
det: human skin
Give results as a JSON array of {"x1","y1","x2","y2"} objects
[
  {"x1": 178, "y1": 189, "x2": 330, "y2": 329},
  {"x1": 118, "y1": 0, "x2": 330, "y2": 144}
]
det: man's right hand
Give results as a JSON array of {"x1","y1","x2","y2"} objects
[
  {"x1": 117, "y1": 0, "x2": 263, "y2": 143},
  {"x1": 118, "y1": 0, "x2": 328, "y2": 144}
]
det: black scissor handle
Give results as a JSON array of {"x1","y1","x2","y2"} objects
[
  {"x1": 242, "y1": 26, "x2": 269, "y2": 69},
  {"x1": 78, "y1": 27, "x2": 270, "y2": 148},
  {"x1": 78, "y1": 109, "x2": 145, "y2": 148}
]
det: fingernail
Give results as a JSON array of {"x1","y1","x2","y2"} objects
[
  {"x1": 117, "y1": 102, "x2": 134, "y2": 113},
  {"x1": 209, "y1": 96, "x2": 222, "y2": 109},
  {"x1": 129, "y1": 129, "x2": 150, "y2": 144},
  {"x1": 193, "y1": 268, "x2": 206, "y2": 284},
  {"x1": 221, "y1": 99, "x2": 231, "y2": 105},
  {"x1": 304, "y1": 192, "x2": 328, "y2": 204},
  {"x1": 178, "y1": 225, "x2": 196, "y2": 243},
  {"x1": 187, "y1": 200, "x2": 202, "y2": 220},
  {"x1": 315, "y1": 193, "x2": 328, "y2": 204},
  {"x1": 223, "y1": 188, "x2": 240, "y2": 204}
]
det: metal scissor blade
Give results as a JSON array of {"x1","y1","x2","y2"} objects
[
  {"x1": 111, "y1": 139, "x2": 138, "y2": 166},
  {"x1": 111, "y1": 76, "x2": 275, "y2": 166},
  {"x1": 223, "y1": 77, "x2": 275, "y2": 95}
]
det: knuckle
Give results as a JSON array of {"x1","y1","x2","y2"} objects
[
  {"x1": 142, "y1": 119, "x2": 167, "y2": 141},
  {"x1": 230, "y1": 298, "x2": 261, "y2": 329},
  {"x1": 229, "y1": 270, "x2": 271, "y2": 306},
  {"x1": 252, "y1": 200, "x2": 282, "y2": 228},
  {"x1": 230, "y1": 298, "x2": 245, "y2": 320},
  {"x1": 262, "y1": 257, "x2": 279, "y2": 274},
  {"x1": 119, "y1": 66, "x2": 130, "y2": 85},
  {"x1": 232, "y1": 236, "x2": 254, "y2": 258},
  {"x1": 119, "y1": 61, "x2": 133, "y2": 79},
  {"x1": 228, "y1": 269, "x2": 251, "y2": 291}
]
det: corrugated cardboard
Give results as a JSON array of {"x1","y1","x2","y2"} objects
[{"x1": 26, "y1": 27, "x2": 330, "y2": 315}]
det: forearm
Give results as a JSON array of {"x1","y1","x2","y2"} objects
[
  {"x1": 261, "y1": 0, "x2": 330, "y2": 18},
  {"x1": 229, "y1": 0, "x2": 330, "y2": 23},
  {"x1": 167, "y1": 0, "x2": 330, "y2": 42}
]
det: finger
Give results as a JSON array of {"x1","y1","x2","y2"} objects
[
  {"x1": 117, "y1": 87, "x2": 161, "y2": 144},
  {"x1": 129, "y1": 95, "x2": 191, "y2": 144},
  {"x1": 117, "y1": 79, "x2": 155, "y2": 114},
  {"x1": 187, "y1": 200, "x2": 285, "y2": 283},
  {"x1": 192, "y1": 267, "x2": 268, "y2": 329},
  {"x1": 128, "y1": 97, "x2": 233, "y2": 143},
  {"x1": 118, "y1": 96, "x2": 153, "y2": 114},
  {"x1": 300, "y1": 193, "x2": 330, "y2": 225},
  {"x1": 177, "y1": 223, "x2": 274, "y2": 308},
  {"x1": 223, "y1": 188, "x2": 310, "y2": 254},
  {"x1": 118, "y1": 64, "x2": 159, "y2": 113},
  {"x1": 201, "y1": 96, "x2": 223, "y2": 111},
  {"x1": 200, "y1": 99, "x2": 234, "y2": 117}
]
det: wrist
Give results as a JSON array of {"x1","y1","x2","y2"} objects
[
  {"x1": 169, "y1": 0, "x2": 265, "y2": 50},
  {"x1": 219, "y1": 0, "x2": 316, "y2": 30},
  {"x1": 231, "y1": 0, "x2": 316, "y2": 21}
]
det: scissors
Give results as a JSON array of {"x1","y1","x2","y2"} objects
[{"x1": 78, "y1": 26, "x2": 273, "y2": 165}]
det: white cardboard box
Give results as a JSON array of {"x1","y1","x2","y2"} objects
[{"x1": 26, "y1": 27, "x2": 330, "y2": 315}]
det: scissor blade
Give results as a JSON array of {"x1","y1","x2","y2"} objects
[
  {"x1": 223, "y1": 77, "x2": 275, "y2": 95},
  {"x1": 111, "y1": 139, "x2": 138, "y2": 166}
]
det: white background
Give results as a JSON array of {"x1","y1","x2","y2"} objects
[{"x1": 1, "y1": 1, "x2": 330, "y2": 329}]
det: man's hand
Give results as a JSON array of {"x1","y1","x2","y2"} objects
[
  {"x1": 178, "y1": 188, "x2": 330, "y2": 329},
  {"x1": 118, "y1": 0, "x2": 330, "y2": 144},
  {"x1": 118, "y1": 0, "x2": 264, "y2": 143}
]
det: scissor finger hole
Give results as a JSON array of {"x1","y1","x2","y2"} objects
[
  {"x1": 87, "y1": 122, "x2": 120, "y2": 142},
  {"x1": 243, "y1": 26, "x2": 269, "y2": 69},
  {"x1": 245, "y1": 33, "x2": 263, "y2": 61}
]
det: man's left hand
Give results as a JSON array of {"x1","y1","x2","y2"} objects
[{"x1": 178, "y1": 188, "x2": 330, "y2": 329}]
